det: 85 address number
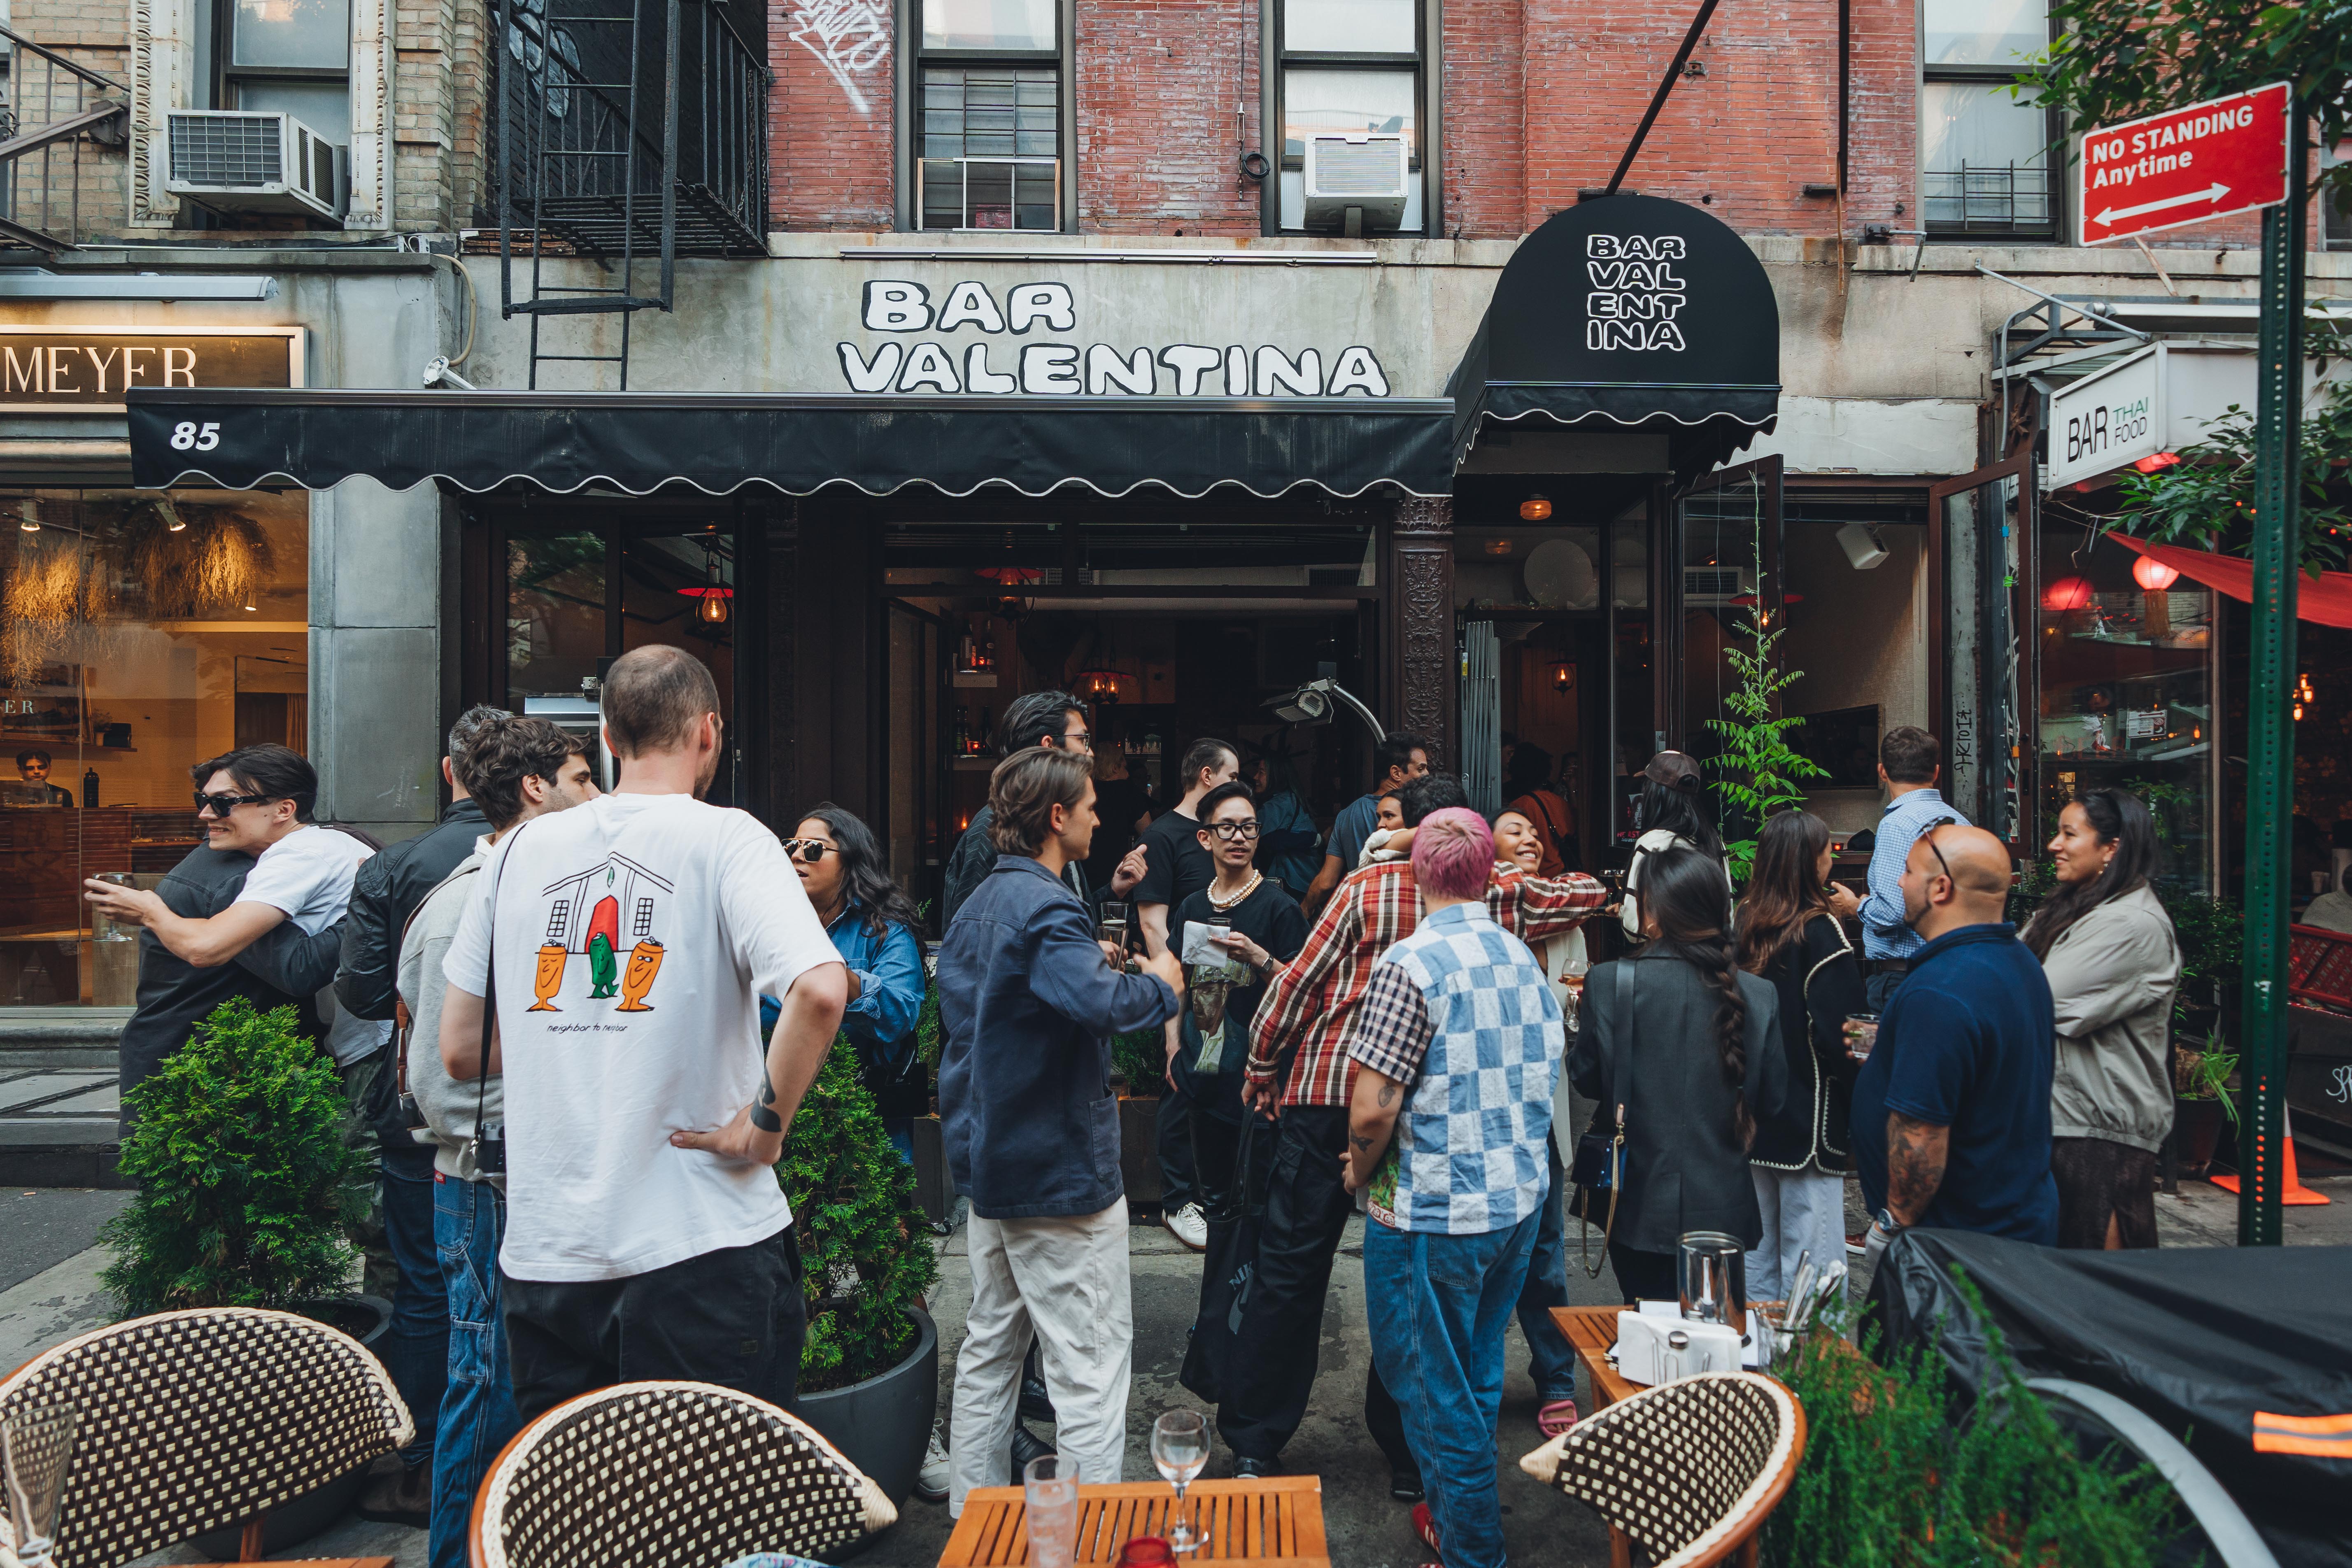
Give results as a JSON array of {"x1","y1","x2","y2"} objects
[{"x1": 168, "y1": 421, "x2": 221, "y2": 451}]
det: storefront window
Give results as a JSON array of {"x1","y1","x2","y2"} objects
[
  {"x1": 0, "y1": 488, "x2": 310, "y2": 1006},
  {"x1": 2036, "y1": 529, "x2": 2215, "y2": 892}
]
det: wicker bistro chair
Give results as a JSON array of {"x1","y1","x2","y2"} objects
[
  {"x1": 470, "y1": 1381, "x2": 898, "y2": 1568},
  {"x1": 1518, "y1": 1371, "x2": 1806, "y2": 1568},
  {"x1": 0, "y1": 1307, "x2": 414, "y2": 1568}
]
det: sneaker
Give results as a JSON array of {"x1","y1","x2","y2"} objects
[
  {"x1": 1009, "y1": 1422, "x2": 1055, "y2": 1474},
  {"x1": 1845, "y1": 1230, "x2": 1867, "y2": 1258},
  {"x1": 1020, "y1": 1370, "x2": 1056, "y2": 1423},
  {"x1": 1163, "y1": 1202, "x2": 1209, "y2": 1251},
  {"x1": 913, "y1": 1421, "x2": 950, "y2": 1503},
  {"x1": 1412, "y1": 1501, "x2": 1441, "y2": 1554},
  {"x1": 1389, "y1": 1469, "x2": 1425, "y2": 1503},
  {"x1": 1232, "y1": 1456, "x2": 1277, "y2": 1481}
]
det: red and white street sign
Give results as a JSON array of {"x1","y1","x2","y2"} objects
[{"x1": 2077, "y1": 81, "x2": 2291, "y2": 245}]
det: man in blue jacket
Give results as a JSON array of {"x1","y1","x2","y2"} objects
[{"x1": 936, "y1": 746, "x2": 1184, "y2": 1517}]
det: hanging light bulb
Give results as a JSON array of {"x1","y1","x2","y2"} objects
[
  {"x1": 1519, "y1": 494, "x2": 1553, "y2": 522},
  {"x1": 1551, "y1": 660, "x2": 1573, "y2": 692},
  {"x1": 678, "y1": 548, "x2": 733, "y2": 624}
]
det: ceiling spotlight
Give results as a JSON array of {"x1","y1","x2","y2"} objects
[
  {"x1": 15, "y1": 499, "x2": 36, "y2": 532},
  {"x1": 157, "y1": 497, "x2": 186, "y2": 532},
  {"x1": 1266, "y1": 678, "x2": 1385, "y2": 739},
  {"x1": 1519, "y1": 494, "x2": 1553, "y2": 522}
]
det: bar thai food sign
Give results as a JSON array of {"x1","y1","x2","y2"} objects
[
  {"x1": 839, "y1": 280, "x2": 1394, "y2": 397},
  {"x1": 0, "y1": 326, "x2": 304, "y2": 410}
]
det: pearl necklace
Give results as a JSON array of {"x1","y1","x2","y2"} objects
[{"x1": 1206, "y1": 870, "x2": 1262, "y2": 911}]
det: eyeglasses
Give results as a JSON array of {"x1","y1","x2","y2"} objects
[
  {"x1": 1063, "y1": 731, "x2": 1092, "y2": 750},
  {"x1": 783, "y1": 838, "x2": 835, "y2": 863},
  {"x1": 1206, "y1": 820, "x2": 1260, "y2": 841},
  {"x1": 1915, "y1": 818, "x2": 1960, "y2": 884},
  {"x1": 194, "y1": 791, "x2": 273, "y2": 816}
]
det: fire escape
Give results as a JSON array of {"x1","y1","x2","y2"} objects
[
  {"x1": 490, "y1": 0, "x2": 771, "y2": 389},
  {"x1": 0, "y1": 27, "x2": 130, "y2": 254}
]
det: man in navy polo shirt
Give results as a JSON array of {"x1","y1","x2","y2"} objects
[{"x1": 1854, "y1": 821, "x2": 2059, "y2": 1260}]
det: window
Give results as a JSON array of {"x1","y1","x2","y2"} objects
[
  {"x1": 2324, "y1": 146, "x2": 2352, "y2": 251},
  {"x1": 913, "y1": 0, "x2": 1067, "y2": 232},
  {"x1": 1271, "y1": 0, "x2": 1430, "y2": 235},
  {"x1": 1919, "y1": 0, "x2": 2054, "y2": 240},
  {"x1": 217, "y1": 0, "x2": 354, "y2": 145}
]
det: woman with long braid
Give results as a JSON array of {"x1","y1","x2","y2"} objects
[{"x1": 1570, "y1": 846, "x2": 1788, "y2": 1303}]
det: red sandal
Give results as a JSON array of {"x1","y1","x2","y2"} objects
[{"x1": 1537, "y1": 1397, "x2": 1579, "y2": 1438}]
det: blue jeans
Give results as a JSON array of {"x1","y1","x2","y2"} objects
[
  {"x1": 1365, "y1": 1210, "x2": 1540, "y2": 1568},
  {"x1": 431, "y1": 1175, "x2": 520, "y2": 1568},
  {"x1": 1512, "y1": 1163, "x2": 1579, "y2": 1401},
  {"x1": 381, "y1": 1141, "x2": 447, "y2": 1471},
  {"x1": 883, "y1": 1116, "x2": 915, "y2": 1167}
]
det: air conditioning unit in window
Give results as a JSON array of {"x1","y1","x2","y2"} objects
[
  {"x1": 1302, "y1": 133, "x2": 1409, "y2": 235},
  {"x1": 1683, "y1": 565, "x2": 1756, "y2": 606},
  {"x1": 166, "y1": 111, "x2": 347, "y2": 220}
]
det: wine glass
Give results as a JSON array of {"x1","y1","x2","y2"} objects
[
  {"x1": 1022, "y1": 1452, "x2": 1079, "y2": 1568},
  {"x1": 2, "y1": 1405, "x2": 75, "y2": 1568},
  {"x1": 1151, "y1": 1410, "x2": 1210, "y2": 1554},
  {"x1": 1558, "y1": 952, "x2": 1590, "y2": 1032}
]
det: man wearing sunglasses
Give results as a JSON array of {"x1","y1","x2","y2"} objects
[{"x1": 1853, "y1": 820, "x2": 2059, "y2": 1271}]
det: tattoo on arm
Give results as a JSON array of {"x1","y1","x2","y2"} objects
[
  {"x1": 1885, "y1": 1113, "x2": 1948, "y2": 1224},
  {"x1": 1377, "y1": 1080, "x2": 1399, "y2": 1108},
  {"x1": 748, "y1": 1070, "x2": 782, "y2": 1133},
  {"x1": 1348, "y1": 1132, "x2": 1373, "y2": 1152}
]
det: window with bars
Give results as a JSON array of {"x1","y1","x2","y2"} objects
[
  {"x1": 1919, "y1": 0, "x2": 2056, "y2": 240},
  {"x1": 912, "y1": 0, "x2": 1066, "y2": 232}
]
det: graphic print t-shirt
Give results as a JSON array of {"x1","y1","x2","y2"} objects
[{"x1": 442, "y1": 792, "x2": 839, "y2": 1282}]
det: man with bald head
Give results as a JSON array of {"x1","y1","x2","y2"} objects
[{"x1": 1854, "y1": 821, "x2": 2058, "y2": 1262}]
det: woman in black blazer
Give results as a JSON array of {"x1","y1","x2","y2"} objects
[
  {"x1": 1570, "y1": 847, "x2": 1786, "y2": 1304},
  {"x1": 1734, "y1": 809, "x2": 1867, "y2": 1303}
]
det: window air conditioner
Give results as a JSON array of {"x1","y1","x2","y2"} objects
[
  {"x1": 167, "y1": 111, "x2": 347, "y2": 220},
  {"x1": 1682, "y1": 565, "x2": 1756, "y2": 606},
  {"x1": 1301, "y1": 133, "x2": 1409, "y2": 234}
]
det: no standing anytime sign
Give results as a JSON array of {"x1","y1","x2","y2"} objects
[{"x1": 2077, "y1": 81, "x2": 2291, "y2": 245}]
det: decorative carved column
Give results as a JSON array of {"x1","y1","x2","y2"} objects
[{"x1": 1384, "y1": 496, "x2": 1456, "y2": 769}]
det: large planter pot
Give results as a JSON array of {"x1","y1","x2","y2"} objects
[
  {"x1": 797, "y1": 1307, "x2": 938, "y2": 1510},
  {"x1": 2175, "y1": 1096, "x2": 2228, "y2": 1177},
  {"x1": 193, "y1": 1295, "x2": 391, "y2": 1562}
]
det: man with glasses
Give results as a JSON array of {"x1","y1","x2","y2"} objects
[
  {"x1": 1853, "y1": 820, "x2": 2059, "y2": 1268},
  {"x1": 941, "y1": 690, "x2": 1145, "y2": 924},
  {"x1": 1858, "y1": 726, "x2": 1968, "y2": 1010}
]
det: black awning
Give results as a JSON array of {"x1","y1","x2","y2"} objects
[
  {"x1": 126, "y1": 388, "x2": 1456, "y2": 499},
  {"x1": 1447, "y1": 193, "x2": 1779, "y2": 483}
]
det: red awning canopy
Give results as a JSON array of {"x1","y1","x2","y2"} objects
[{"x1": 2107, "y1": 534, "x2": 2352, "y2": 631}]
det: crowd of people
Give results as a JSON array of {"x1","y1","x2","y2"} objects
[{"x1": 86, "y1": 649, "x2": 2191, "y2": 1568}]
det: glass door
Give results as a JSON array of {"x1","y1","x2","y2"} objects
[
  {"x1": 1929, "y1": 453, "x2": 2031, "y2": 845},
  {"x1": 1675, "y1": 456, "x2": 1784, "y2": 844}
]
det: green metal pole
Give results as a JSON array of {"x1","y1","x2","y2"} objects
[{"x1": 2238, "y1": 103, "x2": 2307, "y2": 1247}]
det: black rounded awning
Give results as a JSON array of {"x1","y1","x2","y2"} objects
[{"x1": 1446, "y1": 193, "x2": 1780, "y2": 482}]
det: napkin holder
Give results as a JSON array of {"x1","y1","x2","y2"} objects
[{"x1": 1614, "y1": 1311, "x2": 1743, "y2": 1386}]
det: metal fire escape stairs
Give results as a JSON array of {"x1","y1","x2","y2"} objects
[
  {"x1": 0, "y1": 27, "x2": 130, "y2": 254},
  {"x1": 490, "y1": 0, "x2": 770, "y2": 389}
]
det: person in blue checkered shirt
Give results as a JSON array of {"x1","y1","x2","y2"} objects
[{"x1": 1341, "y1": 807, "x2": 1565, "y2": 1568}]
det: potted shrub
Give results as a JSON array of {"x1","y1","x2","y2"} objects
[
  {"x1": 1111, "y1": 1027, "x2": 1164, "y2": 1204},
  {"x1": 780, "y1": 1038, "x2": 942, "y2": 1507},
  {"x1": 2173, "y1": 1032, "x2": 2240, "y2": 1178},
  {"x1": 98, "y1": 996, "x2": 387, "y2": 1554}
]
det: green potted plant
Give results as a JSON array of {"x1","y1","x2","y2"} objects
[
  {"x1": 2172, "y1": 1031, "x2": 2240, "y2": 1179},
  {"x1": 1111, "y1": 1026, "x2": 1166, "y2": 1204},
  {"x1": 98, "y1": 996, "x2": 386, "y2": 1554},
  {"x1": 780, "y1": 1038, "x2": 943, "y2": 1507}
]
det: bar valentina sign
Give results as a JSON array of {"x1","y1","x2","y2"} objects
[
  {"x1": 1584, "y1": 235, "x2": 1687, "y2": 353},
  {"x1": 838, "y1": 280, "x2": 1393, "y2": 397}
]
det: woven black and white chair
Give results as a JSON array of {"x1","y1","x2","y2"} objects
[
  {"x1": 1518, "y1": 1370, "x2": 1805, "y2": 1568},
  {"x1": 469, "y1": 1381, "x2": 897, "y2": 1568},
  {"x1": 0, "y1": 1306, "x2": 413, "y2": 1568}
]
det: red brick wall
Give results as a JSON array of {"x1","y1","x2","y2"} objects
[
  {"x1": 1439, "y1": 0, "x2": 1525, "y2": 237},
  {"x1": 1075, "y1": 0, "x2": 1262, "y2": 234},
  {"x1": 768, "y1": 0, "x2": 896, "y2": 230}
]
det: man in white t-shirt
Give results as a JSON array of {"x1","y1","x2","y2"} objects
[{"x1": 439, "y1": 645, "x2": 848, "y2": 1417}]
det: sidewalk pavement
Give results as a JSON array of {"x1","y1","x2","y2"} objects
[{"x1": 4, "y1": 1169, "x2": 2345, "y2": 1567}]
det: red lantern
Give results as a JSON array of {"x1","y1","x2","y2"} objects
[
  {"x1": 2131, "y1": 556, "x2": 2180, "y2": 592},
  {"x1": 2041, "y1": 575, "x2": 2095, "y2": 612}
]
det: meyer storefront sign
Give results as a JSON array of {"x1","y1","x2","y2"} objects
[
  {"x1": 838, "y1": 279, "x2": 1393, "y2": 397},
  {"x1": 0, "y1": 327, "x2": 303, "y2": 410},
  {"x1": 2045, "y1": 342, "x2": 2258, "y2": 490}
]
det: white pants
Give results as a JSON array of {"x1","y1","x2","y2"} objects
[
  {"x1": 1746, "y1": 1166, "x2": 1847, "y2": 1303},
  {"x1": 948, "y1": 1200, "x2": 1134, "y2": 1517}
]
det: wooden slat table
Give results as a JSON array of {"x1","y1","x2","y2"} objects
[
  {"x1": 940, "y1": 1476, "x2": 1327, "y2": 1567},
  {"x1": 1551, "y1": 1305, "x2": 1642, "y2": 1412}
]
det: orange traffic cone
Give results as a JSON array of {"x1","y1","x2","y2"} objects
[{"x1": 2211, "y1": 1107, "x2": 2332, "y2": 1205}]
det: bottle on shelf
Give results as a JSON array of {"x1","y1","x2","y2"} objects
[
  {"x1": 952, "y1": 705, "x2": 969, "y2": 754},
  {"x1": 83, "y1": 767, "x2": 99, "y2": 808}
]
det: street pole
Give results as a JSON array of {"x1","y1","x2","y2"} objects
[{"x1": 2238, "y1": 102, "x2": 2306, "y2": 1247}]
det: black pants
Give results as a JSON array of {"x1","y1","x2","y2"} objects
[
  {"x1": 1191, "y1": 1110, "x2": 1242, "y2": 1221},
  {"x1": 1608, "y1": 1240, "x2": 1679, "y2": 1306},
  {"x1": 501, "y1": 1225, "x2": 804, "y2": 1422},
  {"x1": 1159, "y1": 1084, "x2": 1199, "y2": 1211},
  {"x1": 1216, "y1": 1105, "x2": 1415, "y2": 1478},
  {"x1": 2052, "y1": 1136, "x2": 2160, "y2": 1250}
]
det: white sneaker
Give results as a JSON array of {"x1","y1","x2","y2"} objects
[
  {"x1": 914, "y1": 1420, "x2": 950, "y2": 1503},
  {"x1": 1164, "y1": 1202, "x2": 1208, "y2": 1251}
]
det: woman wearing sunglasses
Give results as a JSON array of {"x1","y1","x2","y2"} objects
[{"x1": 762, "y1": 804, "x2": 928, "y2": 1165}]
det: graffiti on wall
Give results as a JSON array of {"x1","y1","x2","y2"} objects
[{"x1": 788, "y1": 0, "x2": 890, "y2": 115}]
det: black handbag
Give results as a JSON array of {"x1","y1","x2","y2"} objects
[
  {"x1": 1178, "y1": 1113, "x2": 1271, "y2": 1405},
  {"x1": 1566, "y1": 962, "x2": 1635, "y2": 1278}
]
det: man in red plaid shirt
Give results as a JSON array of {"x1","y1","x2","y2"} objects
[{"x1": 1220, "y1": 773, "x2": 1605, "y2": 1490}]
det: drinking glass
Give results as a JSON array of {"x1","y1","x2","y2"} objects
[
  {"x1": 1100, "y1": 900, "x2": 1133, "y2": 956},
  {"x1": 2, "y1": 1405, "x2": 75, "y2": 1568},
  {"x1": 1558, "y1": 952, "x2": 1590, "y2": 1032},
  {"x1": 1843, "y1": 1013, "x2": 1880, "y2": 1062},
  {"x1": 1023, "y1": 1452, "x2": 1079, "y2": 1568},
  {"x1": 1150, "y1": 1410, "x2": 1210, "y2": 1555}
]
